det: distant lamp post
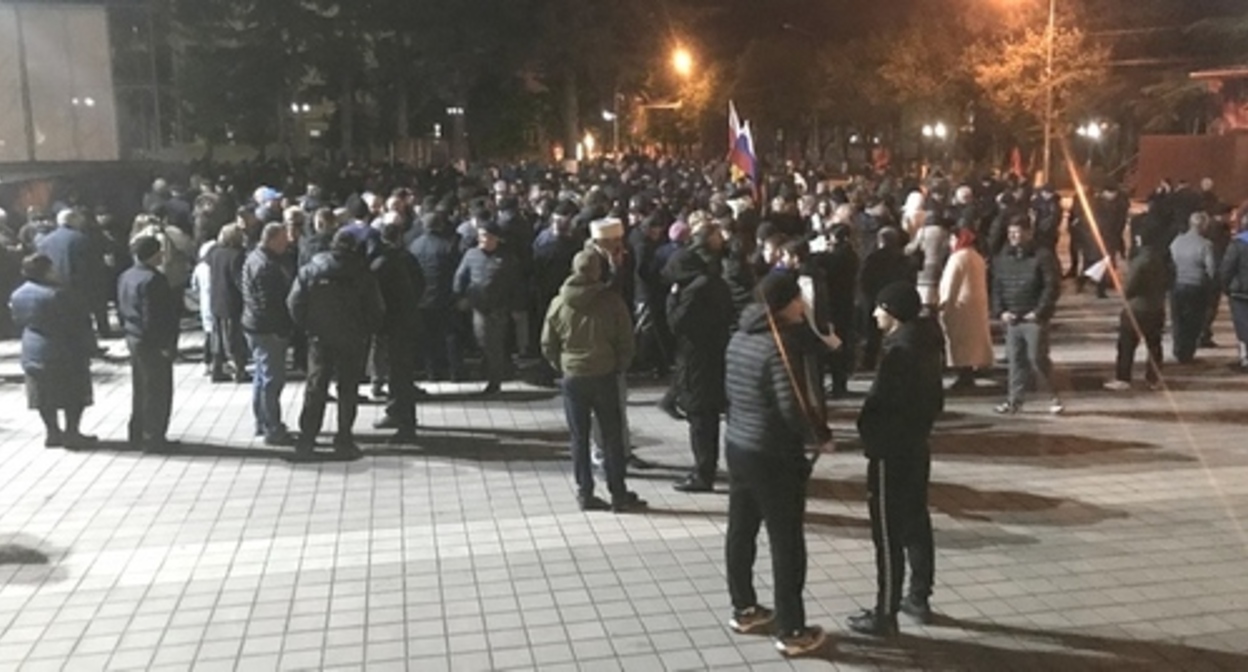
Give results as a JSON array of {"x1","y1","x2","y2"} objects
[
  {"x1": 921, "y1": 122, "x2": 950, "y2": 174},
  {"x1": 602, "y1": 109, "x2": 619, "y2": 156},
  {"x1": 1076, "y1": 120, "x2": 1106, "y2": 169},
  {"x1": 446, "y1": 106, "x2": 467, "y2": 160}
]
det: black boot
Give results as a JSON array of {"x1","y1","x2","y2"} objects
[
  {"x1": 847, "y1": 609, "x2": 899, "y2": 637},
  {"x1": 900, "y1": 595, "x2": 933, "y2": 624}
]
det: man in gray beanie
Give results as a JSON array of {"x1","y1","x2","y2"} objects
[{"x1": 849, "y1": 280, "x2": 944, "y2": 637}]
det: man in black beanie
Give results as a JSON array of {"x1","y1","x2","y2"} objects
[
  {"x1": 723, "y1": 271, "x2": 832, "y2": 657},
  {"x1": 849, "y1": 280, "x2": 944, "y2": 636}
]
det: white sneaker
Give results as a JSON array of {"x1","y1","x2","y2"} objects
[
  {"x1": 1102, "y1": 380, "x2": 1131, "y2": 392},
  {"x1": 1049, "y1": 399, "x2": 1066, "y2": 415}
]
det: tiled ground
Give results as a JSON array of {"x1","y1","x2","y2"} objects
[{"x1": 2, "y1": 284, "x2": 1248, "y2": 671}]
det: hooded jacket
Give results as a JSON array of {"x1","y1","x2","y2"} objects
[
  {"x1": 1123, "y1": 244, "x2": 1173, "y2": 315},
  {"x1": 667, "y1": 246, "x2": 735, "y2": 413},
  {"x1": 287, "y1": 250, "x2": 383, "y2": 349},
  {"x1": 541, "y1": 274, "x2": 634, "y2": 378},
  {"x1": 857, "y1": 316, "x2": 945, "y2": 459},
  {"x1": 724, "y1": 304, "x2": 830, "y2": 462}
]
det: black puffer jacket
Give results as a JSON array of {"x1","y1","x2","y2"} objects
[
  {"x1": 287, "y1": 250, "x2": 383, "y2": 349},
  {"x1": 992, "y1": 243, "x2": 1060, "y2": 321},
  {"x1": 370, "y1": 243, "x2": 424, "y2": 336},
  {"x1": 857, "y1": 317, "x2": 945, "y2": 459},
  {"x1": 241, "y1": 247, "x2": 293, "y2": 336},
  {"x1": 667, "y1": 246, "x2": 735, "y2": 414},
  {"x1": 724, "y1": 304, "x2": 830, "y2": 462},
  {"x1": 408, "y1": 231, "x2": 460, "y2": 310}
]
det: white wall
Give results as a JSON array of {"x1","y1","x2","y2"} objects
[{"x1": 0, "y1": 4, "x2": 120, "y2": 162}]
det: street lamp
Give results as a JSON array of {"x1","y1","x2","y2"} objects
[{"x1": 671, "y1": 47, "x2": 694, "y2": 79}]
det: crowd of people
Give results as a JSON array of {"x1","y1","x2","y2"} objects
[{"x1": 4, "y1": 155, "x2": 1248, "y2": 656}]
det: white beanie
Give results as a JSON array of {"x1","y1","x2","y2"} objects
[{"x1": 590, "y1": 218, "x2": 624, "y2": 240}]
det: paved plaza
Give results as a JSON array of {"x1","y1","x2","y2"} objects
[{"x1": 2, "y1": 287, "x2": 1248, "y2": 671}]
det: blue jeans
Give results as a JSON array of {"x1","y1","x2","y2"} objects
[
  {"x1": 246, "y1": 333, "x2": 288, "y2": 438},
  {"x1": 562, "y1": 373, "x2": 626, "y2": 500}
]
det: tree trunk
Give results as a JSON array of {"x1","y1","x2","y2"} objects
[
  {"x1": 396, "y1": 77, "x2": 410, "y2": 140},
  {"x1": 562, "y1": 66, "x2": 579, "y2": 164},
  {"x1": 340, "y1": 75, "x2": 355, "y2": 158}
]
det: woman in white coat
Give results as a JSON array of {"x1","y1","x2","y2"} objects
[{"x1": 938, "y1": 227, "x2": 994, "y2": 389}]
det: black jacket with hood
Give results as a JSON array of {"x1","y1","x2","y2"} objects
[
  {"x1": 667, "y1": 245, "x2": 735, "y2": 413},
  {"x1": 857, "y1": 316, "x2": 945, "y2": 459},
  {"x1": 287, "y1": 250, "x2": 383, "y2": 350}
]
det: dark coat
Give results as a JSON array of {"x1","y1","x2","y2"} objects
[
  {"x1": 722, "y1": 238, "x2": 757, "y2": 322},
  {"x1": 724, "y1": 303, "x2": 830, "y2": 462},
  {"x1": 1222, "y1": 233, "x2": 1248, "y2": 298},
  {"x1": 453, "y1": 245, "x2": 522, "y2": 313},
  {"x1": 629, "y1": 227, "x2": 665, "y2": 307},
  {"x1": 1030, "y1": 194, "x2": 1063, "y2": 250},
  {"x1": 819, "y1": 244, "x2": 859, "y2": 339},
  {"x1": 408, "y1": 230, "x2": 460, "y2": 310},
  {"x1": 9, "y1": 280, "x2": 94, "y2": 408},
  {"x1": 205, "y1": 244, "x2": 245, "y2": 319},
  {"x1": 299, "y1": 231, "x2": 333, "y2": 269},
  {"x1": 666, "y1": 247, "x2": 735, "y2": 413},
  {"x1": 36, "y1": 225, "x2": 105, "y2": 302},
  {"x1": 532, "y1": 228, "x2": 582, "y2": 306},
  {"x1": 857, "y1": 247, "x2": 914, "y2": 309},
  {"x1": 241, "y1": 247, "x2": 293, "y2": 336},
  {"x1": 1123, "y1": 245, "x2": 1173, "y2": 315},
  {"x1": 288, "y1": 250, "x2": 383, "y2": 350},
  {"x1": 117, "y1": 262, "x2": 179, "y2": 348},
  {"x1": 370, "y1": 243, "x2": 424, "y2": 336},
  {"x1": 992, "y1": 243, "x2": 1061, "y2": 321},
  {"x1": 857, "y1": 317, "x2": 945, "y2": 459}
]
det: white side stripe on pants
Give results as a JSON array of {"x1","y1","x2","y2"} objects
[{"x1": 878, "y1": 460, "x2": 893, "y2": 612}]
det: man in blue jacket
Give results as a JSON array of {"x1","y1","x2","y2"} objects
[{"x1": 118, "y1": 236, "x2": 181, "y2": 452}]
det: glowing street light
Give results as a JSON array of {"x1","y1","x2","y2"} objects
[
  {"x1": 922, "y1": 123, "x2": 949, "y2": 140},
  {"x1": 671, "y1": 47, "x2": 694, "y2": 79},
  {"x1": 1076, "y1": 121, "x2": 1105, "y2": 141}
]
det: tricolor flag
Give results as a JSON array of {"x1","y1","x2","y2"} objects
[{"x1": 727, "y1": 101, "x2": 756, "y2": 184}]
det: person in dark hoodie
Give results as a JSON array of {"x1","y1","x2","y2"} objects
[
  {"x1": 288, "y1": 231, "x2": 384, "y2": 460},
  {"x1": 1104, "y1": 229, "x2": 1173, "y2": 391},
  {"x1": 849, "y1": 281, "x2": 944, "y2": 637},
  {"x1": 667, "y1": 217, "x2": 735, "y2": 493},
  {"x1": 409, "y1": 210, "x2": 463, "y2": 382},
  {"x1": 857, "y1": 226, "x2": 914, "y2": 371},
  {"x1": 723, "y1": 272, "x2": 832, "y2": 658},
  {"x1": 542, "y1": 250, "x2": 645, "y2": 514},
  {"x1": 370, "y1": 222, "x2": 425, "y2": 441}
]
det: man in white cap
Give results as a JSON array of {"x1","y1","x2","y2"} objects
[{"x1": 584, "y1": 218, "x2": 652, "y2": 470}]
